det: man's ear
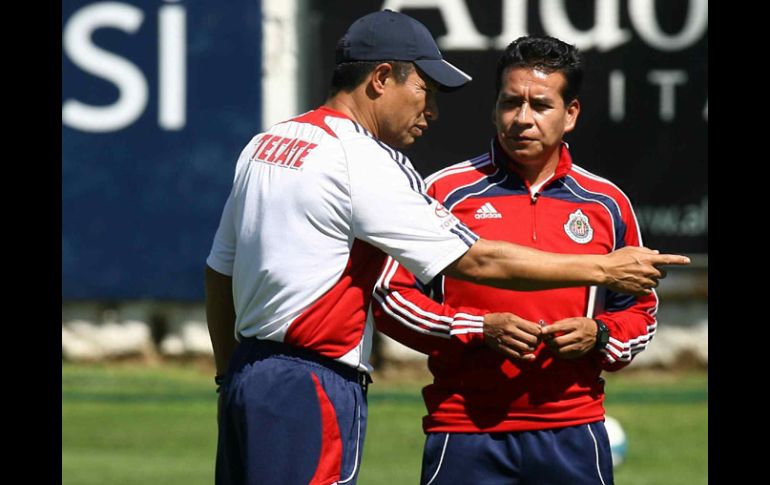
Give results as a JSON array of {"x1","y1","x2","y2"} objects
[
  {"x1": 564, "y1": 98, "x2": 581, "y2": 134},
  {"x1": 370, "y1": 63, "x2": 394, "y2": 95}
]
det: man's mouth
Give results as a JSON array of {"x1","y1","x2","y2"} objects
[{"x1": 509, "y1": 135, "x2": 536, "y2": 144}]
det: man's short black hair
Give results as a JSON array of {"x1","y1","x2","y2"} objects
[
  {"x1": 329, "y1": 60, "x2": 415, "y2": 96},
  {"x1": 495, "y1": 36, "x2": 583, "y2": 103}
]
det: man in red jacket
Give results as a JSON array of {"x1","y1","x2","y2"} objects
[{"x1": 372, "y1": 35, "x2": 651, "y2": 485}]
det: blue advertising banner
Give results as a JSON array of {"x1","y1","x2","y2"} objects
[{"x1": 62, "y1": 0, "x2": 262, "y2": 300}]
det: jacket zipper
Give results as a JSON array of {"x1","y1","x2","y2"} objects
[{"x1": 530, "y1": 192, "x2": 539, "y2": 241}]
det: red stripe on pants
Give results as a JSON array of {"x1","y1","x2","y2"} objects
[{"x1": 308, "y1": 373, "x2": 342, "y2": 485}]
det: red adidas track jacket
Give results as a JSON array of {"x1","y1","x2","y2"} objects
[{"x1": 371, "y1": 140, "x2": 658, "y2": 433}]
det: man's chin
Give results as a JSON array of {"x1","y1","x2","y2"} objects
[
  {"x1": 502, "y1": 145, "x2": 540, "y2": 161},
  {"x1": 389, "y1": 137, "x2": 415, "y2": 150}
]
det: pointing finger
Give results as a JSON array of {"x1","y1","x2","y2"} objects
[{"x1": 652, "y1": 254, "x2": 691, "y2": 266}]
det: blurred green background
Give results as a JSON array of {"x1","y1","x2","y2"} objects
[{"x1": 62, "y1": 363, "x2": 707, "y2": 485}]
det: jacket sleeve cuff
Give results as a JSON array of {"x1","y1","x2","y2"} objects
[{"x1": 450, "y1": 306, "x2": 490, "y2": 346}]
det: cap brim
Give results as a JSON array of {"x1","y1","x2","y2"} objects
[{"x1": 414, "y1": 59, "x2": 472, "y2": 92}]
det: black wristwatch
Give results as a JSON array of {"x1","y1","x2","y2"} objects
[{"x1": 593, "y1": 319, "x2": 610, "y2": 351}]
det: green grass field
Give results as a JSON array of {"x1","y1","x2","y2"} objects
[{"x1": 62, "y1": 363, "x2": 707, "y2": 485}]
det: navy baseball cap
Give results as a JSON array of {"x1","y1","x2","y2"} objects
[{"x1": 335, "y1": 9, "x2": 472, "y2": 91}]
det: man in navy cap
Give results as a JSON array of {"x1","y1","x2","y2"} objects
[{"x1": 205, "y1": 10, "x2": 688, "y2": 485}]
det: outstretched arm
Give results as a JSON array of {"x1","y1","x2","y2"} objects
[{"x1": 444, "y1": 238, "x2": 688, "y2": 296}]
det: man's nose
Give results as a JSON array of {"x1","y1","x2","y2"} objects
[{"x1": 514, "y1": 103, "x2": 533, "y2": 125}]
